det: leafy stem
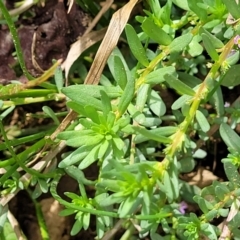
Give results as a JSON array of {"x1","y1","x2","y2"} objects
[{"x1": 163, "y1": 36, "x2": 235, "y2": 167}]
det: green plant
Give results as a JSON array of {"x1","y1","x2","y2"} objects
[{"x1": 2, "y1": 0, "x2": 240, "y2": 239}]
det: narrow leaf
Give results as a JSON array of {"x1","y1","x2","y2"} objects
[
  {"x1": 188, "y1": 0, "x2": 207, "y2": 21},
  {"x1": 101, "y1": 90, "x2": 112, "y2": 117},
  {"x1": 142, "y1": 18, "x2": 172, "y2": 45},
  {"x1": 196, "y1": 110, "x2": 210, "y2": 132},
  {"x1": 223, "y1": 161, "x2": 240, "y2": 187},
  {"x1": 220, "y1": 123, "x2": 240, "y2": 152},
  {"x1": 113, "y1": 56, "x2": 128, "y2": 89},
  {"x1": 145, "y1": 66, "x2": 176, "y2": 85},
  {"x1": 42, "y1": 106, "x2": 60, "y2": 125},
  {"x1": 62, "y1": 85, "x2": 121, "y2": 99},
  {"x1": 172, "y1": 95, "x2": 192, "y2": 110},
  {"x1": 117, "y1": 77, "x2": 135, "y2": 117},
  {"x1": 221, "y1": 64, "x2": 240, "y2": 87},
  {"x1": 125, "y1": 24, "x2": 149, "y2": 67},
  {"x1": 222, "y1": 0, "x2": 240, "y2": 20},
  {"x1": 202, "y1": 33, "x2": 219, "y2": 61},
  {"x1": 200, "y1": 28, "x2": 224, "y2": 49},
  {"x1": 168, "y1": 33, "x2": 193, "y2": 53},
  {"x1": 133, "y1": 126, "x2": 171, "y2": 144},
  {"x1": 164, "y1": 74, "x2": 195, "y2": 96}
]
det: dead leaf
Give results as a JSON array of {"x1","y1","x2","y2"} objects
[
  {"x1": 62, "y1": 28, "x2": 107, "y2": 80},
  {"x1": 84, "y1": 0, "x2": 139, "y2": 85}
]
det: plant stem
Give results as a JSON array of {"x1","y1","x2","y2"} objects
[
  {"x1": 27, "y1": 189, "x2": 50, "y2": 240},
  {"x1": 163, "y1": 37, "x2": 235, "y2": 166}
]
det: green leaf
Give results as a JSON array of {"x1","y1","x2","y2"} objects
[
  {"x1": 133, "y1": 126, "x2": 171, "y2": 144},
  {"x1": 107, "y1": 47, "x2": 131, "y2": 85},
  {"x1": 100, "y1": 91, "x2": 112, "y2": 117},
  {"x1": 136, "y1": 84, "x2": 151, "y2": 111},
  {"x1": 128, "y1": 103, "x2": 146, "y2": 125},
  {"x1": 71, "y1": 218, "x2": 83, "y2": 236},
  {"x1": 196, "y1": 110, "x2": 210, "y2": 132},
  {"x1": 117, "y1": 76, "x2": 135, "y2": 117},
  {"x1": 211, "y1": 86, "x2": 224, "y2": 116},
  {"x1": 178, "y1": 72, "x2": 202, "y2": 88},
  {"x1": 221, "y1": 64, "x2": 240, "y2": 87},
  {"x1": 205, "y1": 210, "x2": 218, "y2": 221},
  {"x1": 178, "y1": 157, "x2": 196, "y2": 173},
  {"x1": 42, "y1": 106, "x2": 60, "y2": 125},
  {"x1": 83, "y1": 213, "x2": 90, "y2": 230},
  {"x1": 172, "y1": 0, "x2": 189, "y2": 10},
  {"x1": 142, "y1": 18, "x2": 172, "y2": 45},
  {"x1": 172, "y1": 95, "x2": 192, "y2": 110},
  {"x1": 187, "y1": 36, "x2": 203, "y2": 57},
  {"x1": 168, "y1": 33, "x2": 193, "y2": 53},
  {"x1": 112, "y1": 137, "x2": 125, "y2": 158},
  {"x1": 222, "y1": 0, "x2": 240, "y2": 20},
  {"x1": 85, "y1": 105, "x2": 100, "y2": 124},
  {"x1": 106, "y1": 112, "x2": 116, "y2": 128},
  {"x1": 54, "y1": 65, "x2": 64, "y2": 92},
  {"x1": 146, "y1": 0, "x2": 161, "y2": 19},
  {"x1": 164, "y1": 74, "x2": 196, "y2": 96},
  {"x1": 38, "y1": 178, "x2": 48, "y2": 193},
  {"x1": 162, "y1": 171, "x2": 174, "y2": 202},
  {"x1": 223, "y1": 160, "x2": 240, "y2": 187},
  {"x1": 0, "y1": 83, "x2": 23, "y2": 99},
  {"x1": 59, "y1": 209, "x2": 76, "y2": 216},
  {"x1": 98, "y1": 140, "x2": 109, "y2": 159},
  {"x1": 188, "y1": 0, "x2": 207, "y2": 21},
  {"x1": 68, "y1": 134, "x2": 104, "y2": 148},
  {"x1": 58, "y1": 146, "x2": 92, "y2": 168},
  {"x1": 193, "y1": 195, "x2": 213, "y2": 214},
  {"x1": 2, "y1": 221, "x2": 18, "y2": 240},
  {"x1": 0, "y1": 205, "x2": 8, "y2": 232},
  {"x1": 218, "y1": 208, "x2": 229, "y2": 217},
  {"x1": 134, "y1": 126, "x2": 177, "y2": 144},
  {"x1": 79, "y1": 144, "x2": 101, "y2": 169},
  {"x1": 169, "y1": 158, "x2": 179, "y2": 199},
  {"x1": 113, "y1": 56, "x2": 128, "y2": 89},
  {"x1": 225, "y1": 50, "x2": 239, "y2": 66},
  {"x1": 220, "y1": 123, "x2": 240, "y2": 152},
  {"x1": 199, "y1": 28, "x2": 224, "y2": 49},
  {"x1": 118, "y1": 195, "x2": 142, "y2": 218},
  {"x1": 215, "y1": 184, "x2": 229, "y2": 200},
  {"x1": 125, "y1": 24, "x2": 149, "y2": 67},
  {"x1": 62, "y1": 85, "x2": 121, "y2": 109},
  {"x1": 63, "y1": 89, "x2": 102, "y2": 110},
  {"x1": 145, "y1": 66, "x2": 176, "y2": 85},
  {"x1": 229, "y1": 212, "x2": 240, "y2": 231},
  {"x1": 148, "y1": 90, "x2": 166, "y2": 117},
  {"x1": 202, "y1": 33, "x2": 219, "y2": 61},
  {"x1": 200, "y1": 223, "x2": 218, "y2": 239},
  {"x1": 65, "y1": 166, "x2": 95, "y2": 185}
]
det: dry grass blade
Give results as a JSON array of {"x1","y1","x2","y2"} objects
[
  {"x1": 63, "y1": 0, "x2": 113, "y2": 80},
  {"x1": 7, "y1": 211, "x2": 26, "y2": 240},
  {"x1": 62, "y1": 28, "x2": 107, "y2": 80},
  {"x1": 84, "y1": 0, "x2": 139, "y2": 85},
  {"x1": 84, "y1": 0, "x2": 114, "y2": 35}
]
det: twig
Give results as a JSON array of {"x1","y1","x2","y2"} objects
[
  {"x1": 101, "y1": 219, "x2": 125, "y2": 240},
  {"x1": 8, "y1": 211, "x2": 26, "y2": 240}
]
